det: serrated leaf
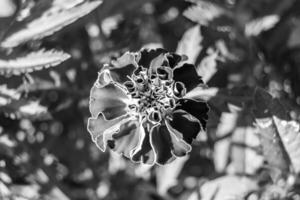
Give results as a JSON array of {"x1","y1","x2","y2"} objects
[
  {"x1": 183, "y1": 1, "x2": 226, "y2": 26},
  {"x1": 176, "y1": 25, "x2": 202, "y2": 64},
  {"x1": 245, "y1": 15, "x2": 279, "y2": 37},
  {"x1": 1, "y1": 0, "x2": 102, "y2": 48},
  {"x1": 253, "y1": 88, "x2": 291, "y2": 182},
  {"x1": 0, "y1": 49, "x2": 70, "y2": 75}
]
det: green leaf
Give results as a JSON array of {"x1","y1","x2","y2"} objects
[
  {"x1": 1, "y1": 0, "x2": 102, "y2": 48},
  {"x1": 253, "y1": 88, "x2": 291, "y2": 182},
  {"x1": 273, "y1": 116, "x2": 300, "y2": 174},
  {"x1": 196, "y1": 50, "x2": 218, "y2": 82},
  {"x1": 245, "y1": 15, "x2": 279, "y2": 37},
  {"x1": 183, "y1": 1, "x2": 226, "y2": 26},
  {"x1": 0, "y1": 85, "x2": 51, "y2": 120},
  {"x1": 0, "y1": 49, "x2": 70, "y2": 75},
  {"x1": 176, "y1": 25, "x2": 202, "y2": 64},
  {"x1": 188, "y1": 176, "x2": 257, "y2": 200}
]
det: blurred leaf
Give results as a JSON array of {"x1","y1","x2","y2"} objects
[
  {"x1": 288, "y1": 18, "x2": 300, "y2": 48},
  {"x1": 188, "y1": 176, "x2": 257, "y2": 200},
  {"x1": 0, "y1": 49, "x2": 70, "y2": 75},
  {"x1": 1, "y1": 0, "x2": 102, "y2": 48},
  {"x1": 183, "y1": 0, "x2": 227, "y2": 26},
  {"x1": 245, "y1": 15, "x2": 279, "y2": 37},
  {"x1": 0, "y1": 88, "x2": 51, "y2": 120},
  {"x1": 156, "y1": 156, "x2": 189, "y2": 196},
  {"x1": 196, "y1": 50, "x2": 218, "y2": 83},
  {"x1": 0, "y1": 0, "x2": 18, "y2": 18},
  {"x1": 273, "y1": 116, "x2": 300, "y2": 174},
  {"x1": 1, "y1": 100, "x2": 50, "y2": 120},
  {"x1": 253, "y1": 88, "x2": 291, "y2": 182},
  {"x1": 176, "y1": 25, "x2": 202, "y2": 64}
]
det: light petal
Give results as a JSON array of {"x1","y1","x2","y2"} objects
[
  {"x1": 131, "y1": 124, "x2": 156, "y2": 165},
  {"x1": 108, "y1": 120, "x2": 140, "y2": 158},
  {"x1": 89, "y1": 83, "x2": 129, "y2": 120},
  {"x1": 87, "y1": 114, "x2": 129, "y2": 151},
  {"x1": 109, "y1": 52, "x2": 138, "y2": 84}
]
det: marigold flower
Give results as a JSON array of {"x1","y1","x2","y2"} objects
[{"x1": 88, "y1": 48, "x2": 209, "y2": 165}]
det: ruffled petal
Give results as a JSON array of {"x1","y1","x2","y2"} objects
[
  {"x1": 149, "y1": 53, "x2": 168, "y2": 74},
  {"x1": 173, "y1": 63, "x2": 203, "y2": 91},
  {"x1": 166, "y1": 52, "x2": 186, "y2": 68},
  {"x1": 151, "y1": 124, "x2": 191, "y2": 165},
  {"x1": 150, "y1": 125, "x2": 174, "y2": 165},
  {"x1": 87, "y1": 114, "x2": 130, "y2": 151},
  {"x1": 89, "y1": 83, "x2": 129, "y2": 120},
  {"x1": 131, "y1": 124, "x2": 156, "y2": 165},
  {"x1": 138, "y1": 48, "x2": 167, "y2": 69},
  {"x1": 176, "y1": 99, "x2": 209, "y2": 130},
  {"x1": 167, "y1": 110, "x2": 201, "y2": 144},
  {"x1": 165, "y1": 120, "x2": 192, "y2": 157},
  {"x1": 109, "y1": 52, "x2": 138, "y2": 84},
  {"x1": 108, "y1": 120, "x2": 140, "y2": 158}
]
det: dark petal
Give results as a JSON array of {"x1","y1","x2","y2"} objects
[
  {"x1": 168, "y1": 110, "x2": 201, "y2": 144},
  {"x1": 150, "y1": 125, "x2": 174, "y2": 165},
  {"x1": 89, "y1": 83, "x2": 129, "y2": 120},
  {"x1": 110, "y1": 52, "x2": 138, "y2": 84},
  {"x1": 138, "y1": 48, "x2": 167, "y2": 69},
  {"x1": 87, "y1": 114, "x2": 129, "y2": 151},
  {"x1": 165, "y1": 120, "x2": 192, "y2": 157},
  {"x1": 131, "y1": 125, "x2": 156, "y2": 165},
  {"x1": 110, "y1": 120, "x2": 140, "y2": 158},
  {"x1": 166, "y1": 53, "x2": 186, "y2": 68},
  {"x1": 173, "y1": 63, "x2": 203, "y2": 91},
  {"x1": 151, "y1": 124, "x2": 191, "y2": 165},
  {"x1": 177, "y1": 99, "x2": 209, "y2": 130}
]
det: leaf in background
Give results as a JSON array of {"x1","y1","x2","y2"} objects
[
  {"x1": 0, "y1": 85, "x2": 51, "y2": 120},
  {"x1": 0, "y1": 49, "x2": 70, "y2": 75},
  {"x1": 188, "y1": 176, "x2": 257, "y2": 200},
  {"x1": 196, "y1": 50, "x2": 219, "y2": 83},
  {"x1": 183, "y1": 0, "x2": 226, "y2": 26},
  {"x1": 288, "y1": 18, "x2": 300, "y2": 48},
  {"x1": 176, "y1": 25, "x2": 202, "y2": 64},
  {"x1": 1, "y1": 0, "x2": 102, "y2": 48},
  {"x1": 245, "y1": 15, "x2": 279, "y2": 37},
  {"x1": 0, "y1": 0, "x2": 18, "y2": 18},
  {"x1": 0, "y1": 99, "x2": 51, "y2": 120},
  {"x1": 253, "y1": 88, "x2": 291, "y2": 182},
  {"x1": 273, "y1": 117, "x2": 300, "y2": 174},
  {"x1": 156, "y1": 156, "x2": 189, "y2": 196}
]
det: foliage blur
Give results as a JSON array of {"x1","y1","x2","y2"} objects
[{"x1": 1, "y1": 0, "x2": 300, "y2": 199}]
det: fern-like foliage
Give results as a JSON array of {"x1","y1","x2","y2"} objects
[
  {"x1": 1, "y1": 0, "x2": 102, "y2": 48},
  {"x1": 0, "y1": 0, "x2": 103, "y2": 120},
  {"x1": 0, "y1": 49, "x2": 70, "y2": 75}
]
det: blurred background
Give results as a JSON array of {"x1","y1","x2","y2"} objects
[{"x1": 1, "y1": 0, "x2": 300, "y2": 199}]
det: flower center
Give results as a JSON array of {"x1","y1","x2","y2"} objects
[{"x1": 124, "y1": 66, "x2": 186, "y2": 124}]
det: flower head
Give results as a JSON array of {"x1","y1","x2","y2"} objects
[{"x1": 88, "y1": 48, "x2": 209, "y2": 165}]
